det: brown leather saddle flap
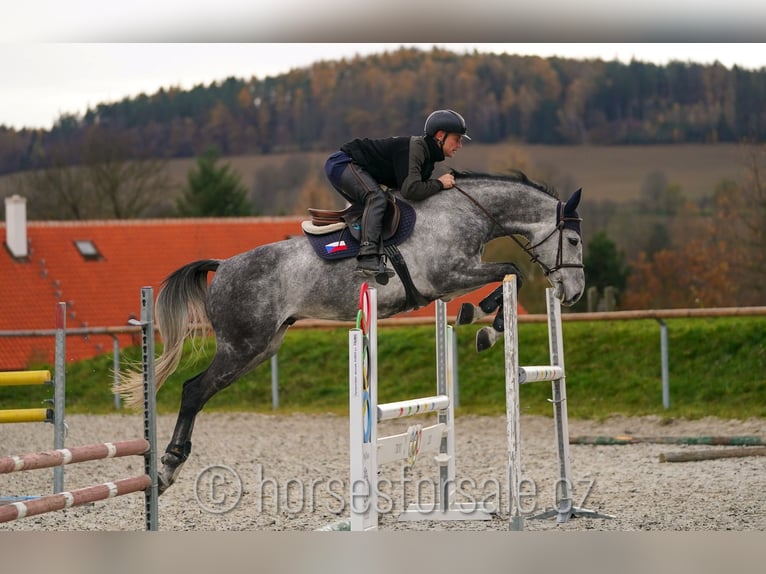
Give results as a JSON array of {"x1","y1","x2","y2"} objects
[{"x1": 307, "y1": 204, "x2": 355, "y2": 225}]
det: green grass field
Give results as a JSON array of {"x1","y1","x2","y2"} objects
[{"x1": 3, "y1": 315, "x2": 764, "y2": 420}]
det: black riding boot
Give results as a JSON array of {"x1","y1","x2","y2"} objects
[
  {"x1": 338, "y1": 165, "x2": 394, "y2": 281},
  {"x1": 357, "y1": 192, "x2": 394, "y2": 282}
]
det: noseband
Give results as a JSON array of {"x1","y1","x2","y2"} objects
[{"x1": 454, "y1": 185, "x2": 584, "y2": 276}]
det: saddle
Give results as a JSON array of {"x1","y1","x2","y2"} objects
[
  {"x1": 303, "y1": 196, "x2": 401, "y2": 242},
  {"x1": 301, "y1": 196, "x2": 427, "y2": 309}
]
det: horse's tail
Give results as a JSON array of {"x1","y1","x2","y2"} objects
[{"x1": 115, "y1": 259, "x2": 221, "y2": 408}]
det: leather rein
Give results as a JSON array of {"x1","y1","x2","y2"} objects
[{"x1": 453, "y1": 184, "x2": 584, "y2": 276}]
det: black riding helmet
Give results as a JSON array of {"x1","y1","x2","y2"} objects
[{"x1": 423, "y1": 109, "x2": 471, "y2": 140}]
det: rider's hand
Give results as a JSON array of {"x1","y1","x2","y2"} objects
[{"x1": 438, "y1": 173, "x2": 455, "y2": 189}]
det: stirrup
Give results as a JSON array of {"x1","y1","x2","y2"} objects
[{"x1": 374, "y1": 265, "x2": 395, "y2": 285}]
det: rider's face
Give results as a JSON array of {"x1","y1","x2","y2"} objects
[{"x1": 439, "y1": 132, "x2": 464, "y2": 158}]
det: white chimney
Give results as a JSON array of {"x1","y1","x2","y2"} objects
[{"x1": 5, "y1": 194, "x2": 28, "y2": 258}]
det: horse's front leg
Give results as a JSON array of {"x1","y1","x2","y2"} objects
[
  {"x1": 453, "y1": 263, "x2": 523, "y2": 352},
  {"x1": 462, "y1": 304, "x2": 507, "y2": 352},
  {"x1": 455, "y1": 282, "x2": 507, "y2": 325}
]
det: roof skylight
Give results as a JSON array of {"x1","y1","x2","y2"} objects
[{"x1": 74, "y1": 240, "x2": 101, "y2": 260}]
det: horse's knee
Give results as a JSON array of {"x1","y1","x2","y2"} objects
[{"x1": 479, "y1": 284, "x2": 504, "y2": 313}]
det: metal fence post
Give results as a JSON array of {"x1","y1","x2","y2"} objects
[
  {"x1": 658, "y1": 319, "x2": 670, "y2": 409},
  {"x1": 271, "y1": 355, "x2": 279, "y2": 410}
]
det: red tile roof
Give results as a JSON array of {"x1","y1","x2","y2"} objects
[{"x1": 1, "y1": 217, "x2": 523, "y2": 369}]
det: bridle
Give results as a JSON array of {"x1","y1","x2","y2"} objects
[{"x1": 453, "y1": 184, "x2": 584, "y2": 276}]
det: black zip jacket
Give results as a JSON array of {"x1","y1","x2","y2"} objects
[{"x1": 340, "y1": 135, "x2": 446, "y2": 201}]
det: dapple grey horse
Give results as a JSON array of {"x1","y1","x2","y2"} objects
[{"x1": 117, "y1": 171, "x2": 585, "y2": 493}]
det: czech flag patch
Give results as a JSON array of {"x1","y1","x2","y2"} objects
[{"x1": 324, "y1": 240, "x2": 348, "y2": 254}]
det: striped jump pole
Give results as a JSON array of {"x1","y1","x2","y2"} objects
[
  {"x1": 0, "y1": 439, "x2": 149, "y2": 474},
  {"x1": 348, "y1": 284, "x2": 494, "y2": 531},
  {"x1": 503, "y1": 274, "x2": 613, "y2": 530},
  {"x1": 0, "y1": 476, "x2": 151, "y2": 523}
]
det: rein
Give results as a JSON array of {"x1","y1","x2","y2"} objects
[{"x1": 453, "y1": 184, "x2": 583, "y2": 276}]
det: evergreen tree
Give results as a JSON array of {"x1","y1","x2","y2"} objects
[
  {"x1": 584, "y1": 231, "x2": 630, "y2": 294},
  {"x1": 176, "y1": 148, "x2": 251, "y2": 216}
]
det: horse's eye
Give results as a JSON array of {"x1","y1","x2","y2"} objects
[{"x1": 568, "y1": 237, "x2": 579, "y2": 247}]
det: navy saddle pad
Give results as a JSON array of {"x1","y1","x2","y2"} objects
[{"x1": 303, "y1": 200, "x2": 416, "y2": 260}]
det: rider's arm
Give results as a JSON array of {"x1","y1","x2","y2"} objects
[{"x1": 398, "y1": 137, "x2": 443, "y2": 201}]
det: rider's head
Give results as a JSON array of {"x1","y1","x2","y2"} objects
[
  {"x1": 424, "y1": 109, "x2": 470, "y2": 158},
  {"x1": 424, "y1": 109, "x2": 471, "y2": 141}
]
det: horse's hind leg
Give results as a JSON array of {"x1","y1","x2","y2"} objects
[
  {"x1": 159, "y1": 371, "x2": 208, "y2": 493},
  {"x1": 158, "y1": 323, "x2": 291, "y2": 493}
]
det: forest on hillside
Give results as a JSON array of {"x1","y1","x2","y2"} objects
[
  {"x1": 1, "y1": 46, "x2": 766, "y2": 175},
  {"x1": 2, "y1": 47, "x2": 765, "y2": 310}
]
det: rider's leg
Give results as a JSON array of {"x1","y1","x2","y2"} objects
[{"x1": 338, "y1": 164, "x2": 393, "y2": 278}]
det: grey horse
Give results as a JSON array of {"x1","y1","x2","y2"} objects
[{"x1": 117, "y1": 171, "x2": 585, "y2": 494}]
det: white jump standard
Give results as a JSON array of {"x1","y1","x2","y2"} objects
[
  {"x1": 348, "y1": 283, "x2": 495, "y2": 531},
  {"x1": 503, "y1": 274, "x2": 613, "y2": 530}
]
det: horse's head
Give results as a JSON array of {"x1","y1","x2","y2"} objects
[
  {"x1": 452, "y1": 171, "x2": 585, "y2": 306},
  {"x1": 526, "y1": 188, "x2": 585, "y2": 306}
]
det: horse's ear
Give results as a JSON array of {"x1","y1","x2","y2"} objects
[{"x1": 565, "y1": 188, "x2": 582, "y2": 214}]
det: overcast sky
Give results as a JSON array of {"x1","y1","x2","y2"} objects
[{"x1": 3, "y1": 41, "x2": 765, "y2": 130}]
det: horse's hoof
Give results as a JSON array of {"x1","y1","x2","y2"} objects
[
  {"x1": 157, "y1": 475, "x2": 172, "y2": 495},
  {"x1": 157, "y1": 450, "x2": 187, "y2": 494},
  {"x1": 157, "y1": 462, "x2": 177, "y2": 495},
  {"x1": 476, "y1": 327, "x2": 500, "y2": 352},
  {"x1": 455, "y1": 303, "x2": 476, "y2": 325}
]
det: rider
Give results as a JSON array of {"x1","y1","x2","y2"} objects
[{"x1": 324, "y1": 109, "x2": 470, "y2": 281}]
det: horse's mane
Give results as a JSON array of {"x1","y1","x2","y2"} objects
[{"x1": 453, "y1": 169, "x2": 559, "y2": 199}]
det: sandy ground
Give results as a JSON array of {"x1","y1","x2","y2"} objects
[{"x1": 2, "y1": 412, "x2": 765, "y2": 531}]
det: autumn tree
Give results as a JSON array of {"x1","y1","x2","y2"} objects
[
  {"x1": 708, "y1": 143, "x2": 766, "y2": 305},
  {"x1": 176, "y1": 148, "x2": 252, "y2": 217},
  {"x1": 623, "y1": 144, "x2": 766, "y2": 309},
  {"x1": 622, "y1": 239, "x2": 735, "y2": 309},
  {"x1": 20, "y1": 129, "x2": 172, "y2": 219},
  {"x1": 293, "y1": 169, "x2": 341, "y2": 215},
  {"x1": 83, "y1": 127, "x2": 172, "y2": 218},
  {"x1": 644, "y1": 223, "x2": 672, "y2": 258},
  {"x1": 21, "y1": 145, "x2": 92, "y2": 220}
]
